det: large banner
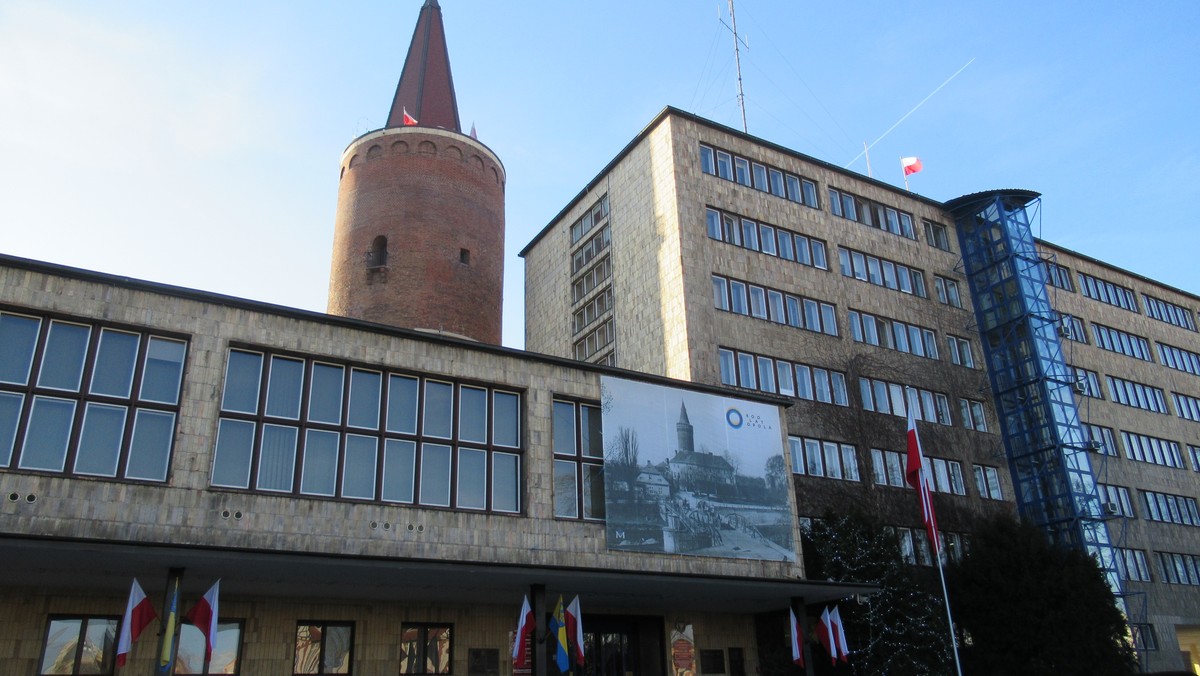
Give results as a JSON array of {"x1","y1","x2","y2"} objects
[{"x1": 600, "y1": 376, "x2": 795, "y2": 561}]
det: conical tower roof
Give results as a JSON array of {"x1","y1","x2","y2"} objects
[{"x1": 386, "y1": 0, "x2": 461, "y2": 131}]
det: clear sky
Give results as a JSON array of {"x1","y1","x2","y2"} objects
[{"x1": 2, "y1": 1, "x2": 1197, "y2": 349}]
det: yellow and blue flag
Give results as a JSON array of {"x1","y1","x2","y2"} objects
[{"x1": 549, "y1": 595, "x2": 569, "y2": 672}]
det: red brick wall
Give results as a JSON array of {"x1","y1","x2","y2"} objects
[{"x1": 328, "y1": 129, "x2": 505, "y2": 344}]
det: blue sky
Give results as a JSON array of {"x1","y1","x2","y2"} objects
[{"x1": 2, "y1": 1, "x2": 1197, "y2": 349}]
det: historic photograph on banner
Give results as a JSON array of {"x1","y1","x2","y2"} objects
[{"x1": 600, "y1": 376, "x2": 795, "y2": 561}]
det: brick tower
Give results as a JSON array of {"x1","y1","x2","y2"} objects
[{"x1": 328, "y1": 0, "x2": 505, "y2": 344}]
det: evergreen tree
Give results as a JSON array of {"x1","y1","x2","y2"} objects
[
  {"x1": 805, "y1": 511, "x2": 951, "y2": 675},
  {"x1": 947, "y1": 514, "x2": 1136, "y2": 676}
]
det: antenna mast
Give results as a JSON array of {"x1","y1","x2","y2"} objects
[{"x1": 728, "y1": 0, "x2": 748, "y2": 132}]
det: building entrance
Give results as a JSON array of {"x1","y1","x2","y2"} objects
[{"x1": 580, "y1": 616, "x2": 664, "y2": 676}]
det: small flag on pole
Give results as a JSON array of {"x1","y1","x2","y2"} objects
[
  {"x1": 906, "y1": 408, "x2": 941, "y2": 555},
  {"x1": 817, "y1": 606, "x2": 837, "y2": 664},
  {"x1": 830, "y1": 605, "x2": 850, "y2": 663},
  {"x1": 788, "y1": 608, "x2": 805, "y2": 667},
  {"x1": 901, "y1": 157, "x2": 923, "y2": 175},
  {"x1": 512, "y1": 595, "x2": 534, "y2": 668},
  {"x1": 402, "y1": 107, "x2": 418, "y2": 126},
  {"x1": 184, "y1": 581, "x2": 220, "y2": 664},
  {"x1": 116, "y1": 578, "x2": 157, "y2": 667}
]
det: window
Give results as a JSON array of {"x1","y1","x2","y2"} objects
[
  {"x1": 838, "y1": 247, "x2": 927, "y2": 297},
  {"x1": 711, "y1": 275, "x2": 837, "y2": 335},
  {"x1": 1115, "y1": 548, "x2": 1151, "y2": 582},
  {"x1": 400, "y1": 624, "x2": 452, "y2": 674},
  {"x1": 699, "y1": 146, "x2": 819, "y2": 208},
  {"x1": 574, "y1": 319, "x2": 615, "y2": 362},
  {"x1": 923, "y1": 220, "x2": 951, "y2": 251},
  {"x1": 39, "y1": 616, "x2": 118, "y2": 675},
  {"x1": 859, "y1": 378, "x2": 950, "y2": 425},
  {"x1": 871, "y1": 448, "x2": 908, "y2": 487},
  {"x1": 1058, "y1": 315, "x2": 1087, "y2": 343},
  {"x1": 1106, "y1": 376, "x2": 1167, "y2": 413},
  {"x1": 553, "y1": 400, "x2": 604, "y2": 520},
  {"x1": 847, "y1": 311, "x2": 939, "y2": 359},
  {"x1": 1043, "y1": 261, "x2": 1074, "y2": 291},
  {"x1": 1069, "y1": 366, "x2": 1104, "y2": 399},
  {"x1": 973, "y1": 465, "x2": 1003, "y2": 499},
  {"x1": 0, "y1": 311, "x2": 186, "y2": 481},
  {"x1": 177, "y1": 620, "x2": 243, "y2": 674},
  {"x1": 570, "y1": 226, "x2": 611, "y2": 276},
  {"x1": 1190, "y1": 445, "x2": 1200, "y2": 472},
  {"x1": 1083, "y1": 424, "x2": 1118, "y2": 456},
  {"x1": 947, "y1": 336, "x2": 975, "y2": 368},
  {"x1": 295, "y1": 622, "x2": 353, "y2": 675},
  {"x1": 959, "y1": 399, "x2": 987, "y2": 432},
  {"x1": 1143, "y1": 293, "x2": 1197, "y2": 331},
  {"x1": 704, "y1": 206, "x2": 827, "y2": 269},
  {"x1": 1157, "y1": 552, "x2": 1200, "y2": 586},
  {"x1": 789, "y1": 437, "x2": 859, "y2": 481},
  {"x1": 1077, "y1": 272, "x2": 1139, "y2": 313},
  {"x1": 929, "y1": 457, "x2": 966, "y2": 495},
  {"x1": 895, "y1": 526, "x2": 933, "y2": 566},
  {"x1": 1173, "y1": 392, "x2": 1200, "y2": 422},
  {"x1": 1158, "y1": 341, "x2": 1200, "y2": 376},
  {"x1": 828, "y1": 187, "x2": 917, "y2": 241},
  {"x1": 934, "y1": 276, "x2": 963, "y2": 308},
  {"x1": 366, "y1": 236, "x2": 387, "y2": 268},
  {"x1": 1098, "y1": 483, "x2": 1135, "y2": 517},
  {"x1": 569, "y1": 195, "x2": 610, "y2": 245},
  {"x1": 1090, "y1": 323, "x2": 1152, "y2": 361},
  {"x1": 1130, "y1": 625, "x2": 1158, "y2": 651},
  {"x1": 571, "y1": 256, "x2": 611, "y2": 305},
  {"x1": 1122, "y1": 431, "x2": 1183, "y2": 468},
  {"x1": 1141, "y1": 490, "x2": 1200, "y2": 525},
  {"x1": 212, "y1": 349, "x2": 522, "y2": 512},
  {"x1": 719, "y1": 347, "x2": 848, "y2": 405}
]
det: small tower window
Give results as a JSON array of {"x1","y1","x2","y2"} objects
[
  {"x1": 459, "y1": 248, "x2": 470, "y2": 265},
  {"x1": 367, "y1": 236, "x2": 388, "y2": 268}
]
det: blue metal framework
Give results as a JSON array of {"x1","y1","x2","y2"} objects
[{"x1": 946, "y1": 190, "x2": 1121, "y2": 589}]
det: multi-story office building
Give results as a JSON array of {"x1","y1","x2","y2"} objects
[{"x1": 521, "y1": 107, "x2": 1200, "y2": 672}]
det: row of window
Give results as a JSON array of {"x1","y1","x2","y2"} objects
[
  {"x1": 0, "y1": 311, "x2": 186, "y2": 482},
  {"x1": 1174, "y1": 392, "x2": 1200, "y2": 423},
  {"x1": 1143, "y1": 489, "x2": 1200, "y2": 526},
  {"x1": 718, "y1": 348, "x2": 850, "y2": 406},
  {"x1": 570, "y1": 225, "x2": 610, "y2": 276},
  {"x1": 699, "y1": 144, "x2": 822, "y2": 208},
  {"x1": 869, "y1": 448, "x2": 973, "y2": 497},
  {"x1": 572, "y1": 288, "x2": 612, "y2": 336},
  {"x1": 1121, "y1": 431, "x2": 1183, "y2": 468},
  {"x1": 40, "y1": 616, "x2": 245, "y2": 675},
  {"x1": 574, "y1": 319, "x2": 614, "y2": 363},
  {"x1": 1090, "y1": 323, "x2": 1152, "y2": 362},
  {"x1": 837, "y1": 247, "x2": 927, "y2": 298},
  {"x1": 569, "y1": 194, "x2": 609, "y2": 245},
  {"x1": 790, "y1": 437, "x2": 860, "y2": 481},
  {"x1": 1077, "y1": 271, "x2": 1139, "y2": 313},
  {"x1": 847, "y1": 310, "x2": 940, "y2": 360},
  {"x1": 712, "y1": 274, "x2": 839, "y2": 335},
  {"x1": 1107, "y1": 375, "x2": 1168, "y2": 414},
  {"x1": 1158, "y1": 551, "x2": 1200, "y2": 586},
  {"x1": 1044, "y1": 261, "x2": 1074, "y2": 292},
  {"x1": 213, "y1": 349, "x2": 523, "y2": 513},
  {"x1": 1098, "y1": 483, "x2": 1135, "y2": 517},
  {"x1": 895, "y1": 527, "x2": 967, "y2": 566},
  {"x1": 1060, "y1": 315, "x2": 1087, "y2": 343},
  {"x1": 1158, "y1": 341, "x2": 1200, "y2": 377},
  {"x1": 1144, "y1": 293, "x2": 1197, "y2": 331},
  {"x1": 571, "y1": 255, "x2": 611, "y2": 305},
  {"x1": 828, "y1": 187, "x2": 917, "y2": 240},
  {"x1": 860, "y1": 377, "x2": 953, "y2": 426},
  {"x1": 705, "y1": 206, "x2": 829, "y2": 269}
]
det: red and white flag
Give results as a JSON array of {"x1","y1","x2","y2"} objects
[
  {"x1": 402, "y1": 107, "x2": 418, "y2": 126},
  {"x1": 906, "y1": 409, "x2": 941, "y2": 556},
  {"x1": 788, "y1": 608, "x2": 805, "y2": 667},
  {"x1": 901, "y1": 157, "x2": 923, "y2": 176},
  {"x1": 817, "y1": 606, "x2": 837, "y2": 664},
  {"x1": 566, "y1": 595, "x2": 585, "y2": 666},
  {"x1": 512, "y1": 595, "x2": 534, "y2": 667},
  {"x1": 184, "y1": 581, "x2": 220, "y2": 663},
  {"x1": 830, "y1": 606, "x2": 850, "y2": 663},
  {"x1": 116, "y1": 578, "x2": 157, "y2": 667}
]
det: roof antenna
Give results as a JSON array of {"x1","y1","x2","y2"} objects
[{"x1": 719, "y1": 1, "x2": 749, "y2": 133}]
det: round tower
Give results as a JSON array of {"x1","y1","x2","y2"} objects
[{"x1": 327, "y1": 0, "x2": 505, "y2": 344}]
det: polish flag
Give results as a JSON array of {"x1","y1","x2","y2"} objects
[
  {"x1": 116, "y1": 579, "x2": 157, "y2": 667},
  {"x1": 830, "y1": 606, "x2": 850, "y2": 663},
  {"x1": 185, "y1": 581, "x2": 220, "y2": 663},
  {"x1": 817, "y1": 607, "x2": 837, "y2": 664},
  {"x1": 566, "y1": 595, "x2": 585, "y2": 666},
  {"x1": 512, "y1": 596, "x2": 534, "y2": 668},
  {"x1": 906, "y1": 409, "x2": 941, "y2": 555},
  {"x1": 901, "y1": 157, "x2": 923, "y2": 176},
  {"x1": 788, "y1": 608, "x2": 805, "y2": 667},
  {"x1": 402, "y1": 107, "x2": 418, "y2": 126}
]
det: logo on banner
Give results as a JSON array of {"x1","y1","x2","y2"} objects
[
  {"x1": 728, "y1": 407, "x2": 772, "y2": 431},
  {"x1": 726, "y1": 408, "x2": 744, "y2": 428}
]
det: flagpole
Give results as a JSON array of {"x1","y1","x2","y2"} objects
[
  {"x1": 935, "y1": 548, "x2": 964, "y2": 676},
  {"x1": 902, "y1": 157, "x2": 910, "y2": 192}
]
